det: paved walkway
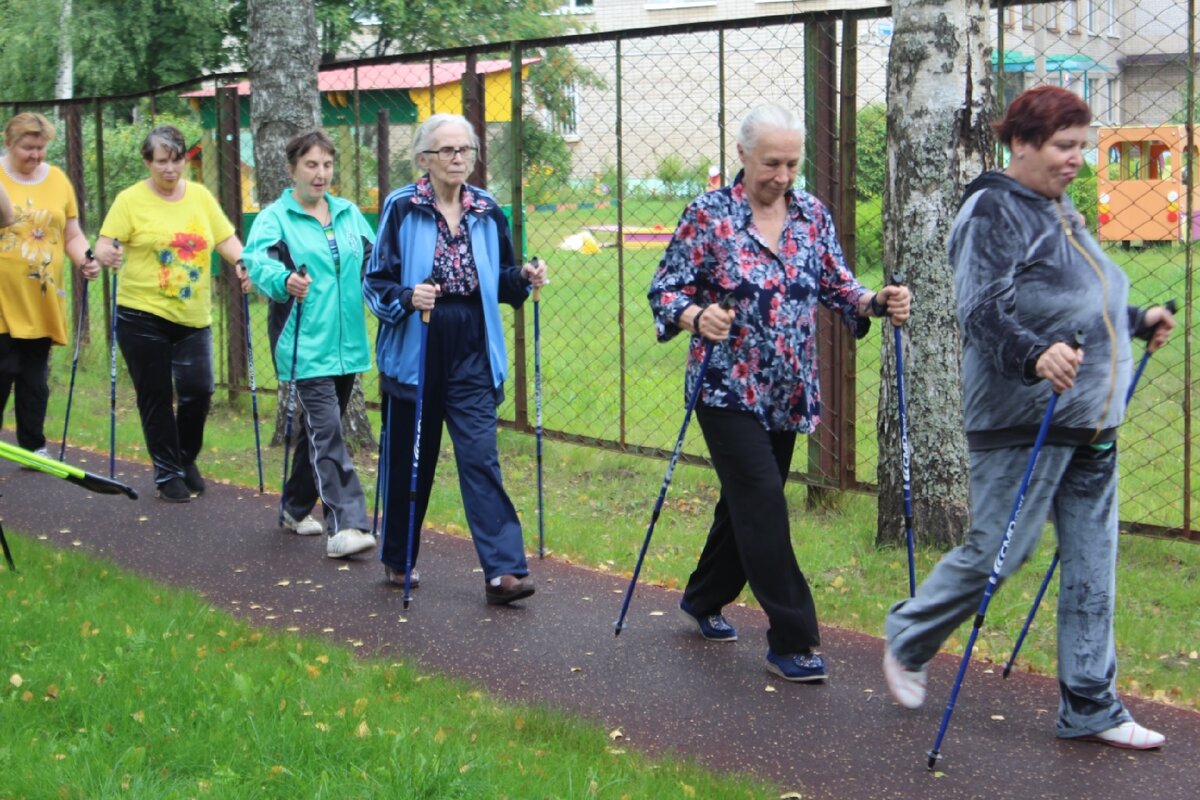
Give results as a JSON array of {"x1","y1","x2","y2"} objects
[{"x1": 3, "y1": 450, "x2": 1197, "y2": 799}]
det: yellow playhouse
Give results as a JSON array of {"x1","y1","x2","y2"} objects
[{"x1": 1097, "y1": 125, "x2": 1200, "y2": 243}]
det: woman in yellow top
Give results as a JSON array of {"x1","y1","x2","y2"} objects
[
  {"x1": 0, "y1": 112, "x2": 100, "y2": 457},
  {"x1": 95, "y1": 125, "x2": 250, "y2": 502}
]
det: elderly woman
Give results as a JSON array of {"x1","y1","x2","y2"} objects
[
  {"x1": 649, "y1": 104, "x2": 910, "y2": 683},
  {"x1": 245, "y1": 130, "x2": 377, "y2": 559},
  {"x1": 94, "y1": 125, "x2": 249, "y2": 502},
  {"x1": 364, "y1": 113, "x2": 547, "y2": 604},
  {"x1": 883, "y1": 87, "x2": 1173, "y2": 749},
  {"x1": 0, "y1": 113, "x2": 99, "y2": 457}
]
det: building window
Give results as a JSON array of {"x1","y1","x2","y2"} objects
[
  {"x1": 1047, "y1": 3, "x2": 1060, "y2": 32},
  {"x1": 1004, "y1": 6, "x2": 1018, "y2": 29},
  {"x1": 1021, "y1": 5, "x2": 1035, "y2": 30},
  {"x1": 1085, "y1": 0, "x2": 1097, "y2": 34},
  {"x1": 1106, "y1": 78, "x2": 1119, "y2": 124},
  {"x1": 558, "y1": 83, "x2": 579, "y2": 139},
  {"x1": 557, "y1": 0, "x2": 593, "y2": 12},
  {"x1": 1065, "y1": 0, "x2": 1079, "y2": 33},
  {"x1": 1105, "y1": 0, "x2": 1118, "y2": 36}
]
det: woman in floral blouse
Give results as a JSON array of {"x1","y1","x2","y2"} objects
[
  {"x1": 0, "y1": 112, "x2": 99, "y2": 457},
  {"x1": 648, "y1": 104, "x2": 910, "y2": 683},
  {"x1": 95, "y1": 126, "x2": 250, "y2": 502}
]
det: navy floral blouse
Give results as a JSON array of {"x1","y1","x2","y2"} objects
[
  {"x1": 413, "y1": 176, "x2": 481, "y2": 297},
  {"x1": 648, "y1": 171, "x2": 870, "y2": 433}
]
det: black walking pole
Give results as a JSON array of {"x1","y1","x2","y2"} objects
[
  {"x1": 402, "y1": 304, "x2": 432, "y2": 610},
  {"x1": 108, "y1": 241, "x2": 121, "y2": 479},
  {"x1": 532, "y1": 257, "x2": 546, "y2": 559},
  {"x1": 59, "y1": 250, "x2": 93, "y2": 461},
  {"x1": 244, "y1": 290, "x2": 265, "y2": 493},
  {"x1": 614, "y1": 296, "x2": 734, "y2": 636},
  {"x1": 277, "y1": 265, "x2": 307, "y2": 526},
  {"x1": 889, "y1": 274, "x2": 916, "y2": 596},
  {"x1": 927, "y1": 332, "x2": 1083, "y2": 769},
  {"x1": 1002, "y1": 300, "x2": 1175, "y2": 678}
]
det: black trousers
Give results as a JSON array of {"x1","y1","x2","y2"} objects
[
  {"x1": 115, "y1": 307, "x2": 213, "y2": 485},
  {"x1": 0, "y1": 334, "x2": 52, "y2": 451},
  {"x1": 683, "y1": 406, "x2": 820, "y2": 654}
]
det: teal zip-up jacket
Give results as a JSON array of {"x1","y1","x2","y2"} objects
[{"x1": 245, "y1": 189, "x2": 375, "y2": 381}]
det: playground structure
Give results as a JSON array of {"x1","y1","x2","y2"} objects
[{"x1": 1097, "y1": 125, "x2": 1199, "y2": 244}]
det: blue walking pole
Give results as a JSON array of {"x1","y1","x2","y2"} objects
[
  {"x1": 927, "y1": 333, "x2": 1083, "y2": 769},
  {"x1": 59, "y1": 250, "x2": 93, "y2": 461},
  {"x1": 614, "y1": 296, "x2": 735, "y2": 636},
  {"x1": 108, "y1": 241, "x2": 121, "y2": 479},
  {"x1": 277, "y1": 264, "x2": 307, "y2": 526},
  {"x1": 402, "y1": 306, "x2": 431, "y2": 610},
  {"x1": 244, "y1": 291, "x2": 264, "y2": 493},
  {"x1": 1002, "y1": 300, "x2": 1175, "y2": 678},
  {"x1": 889, "y1": 274, "x2": 916, "y2": 596},
  {"x1": 532, "y1": 257, "x2": 546, "y2": 559}
]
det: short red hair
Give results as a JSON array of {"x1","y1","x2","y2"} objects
[{"x1": 992, "y1": 86, "x2": 1091, "y2": 149}]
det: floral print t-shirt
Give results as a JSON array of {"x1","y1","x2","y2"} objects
[
  {"x1": 648, "y1": 171, "x2": 869, "y2": 433},
  {"x1": 412, "y1": 176, "x2": 481, "y2": 297},
  {"x1": 0, "y1": 163, "x2": 78, "y2": 344},
  {"x1": 100, "y1": 180, "x2": 235, "y2": 328}
]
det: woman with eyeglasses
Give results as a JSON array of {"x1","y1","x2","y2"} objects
[{"x1": 364, "y1": 113, "x2": 547, "y2": 605}]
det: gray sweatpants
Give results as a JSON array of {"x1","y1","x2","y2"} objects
[
  {"x1": 282, "y1": 374, "x2": 370, "y2": 535},
  {"x1": 885, "y1": 443, "x2": 1131, "y2": 738}
]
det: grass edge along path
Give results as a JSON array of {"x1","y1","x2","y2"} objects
[{"x1": 1, "y1": 536, "x2": 776, "y2": 799}]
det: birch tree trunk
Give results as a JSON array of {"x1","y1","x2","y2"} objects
[
  {"x1": 248, "y1": 0, "x2": 374, "y2": 453},
  {"x1": 875, "y1": 0, "x2": 993, "y2": 549}
]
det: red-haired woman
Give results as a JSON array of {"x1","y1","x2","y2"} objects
[{"x1": 883, "y1": 86, "x2": 1175, "y2": 750}]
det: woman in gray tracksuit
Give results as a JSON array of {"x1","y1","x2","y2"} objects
[{"x1": 882, "y1": 87, "x2": 1175, "y2": 750}]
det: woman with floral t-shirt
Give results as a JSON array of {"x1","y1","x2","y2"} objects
[
  {"x1": 649, "y1": 105, "x2": 910, "y2": 683},
  {"x1": 95, "y1": 125, "x2": 251, "y2": 503},
  {"x1": 0, "y1": 112, "x2": 99, "y2": 457}
]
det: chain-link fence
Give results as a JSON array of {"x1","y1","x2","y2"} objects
[{"x1": 5, "y1": 3, "x2": 1197, "y2": 541}]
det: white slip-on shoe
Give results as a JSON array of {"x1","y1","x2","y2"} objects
[
  {"x1": 282, "y1": 511, "x2": 323, "y2": 536},
  {"x1": 326, "y1": 528, "x2": 376, "y2": 558},
  {"x1": 883, "y1": 648, "x2": 928, "y2": 709},
  {"x1": 1078, "y1": 721, "x2": 1165, "y2": 750}
]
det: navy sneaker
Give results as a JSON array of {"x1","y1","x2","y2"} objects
[
  {"x1": 766, "y1": 649, "x2": 828, "y2": 682},
  {"x1": 678, "y1": 598, "x2": 738, "y2": 642}
]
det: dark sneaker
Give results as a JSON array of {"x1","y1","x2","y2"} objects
[
  {"x1": 485, "y1": 574, "x2": 535, "y2": 605},
  {"x1": 157, "y1": 477, "x2": 191, "y2": 503},
  {"x1": 766, "y1": 649, "x2": 828, "y2": 683},
  {"x1": 384, "y1": 565, "x2": 420, "y2": 588},
  {"x1": 183, "y1": 462, "x2": 205, "y2": 495},
  {"x1": 678, "y1": 598, "x2": 738, "y2": 641}
]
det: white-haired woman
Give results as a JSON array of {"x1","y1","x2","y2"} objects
[
  {"x1": 648, "y1": 104, "x2": 910, "y2": 682},
  {"x1": 364, "y1": 113, "x2": 547, "y2": 605}
]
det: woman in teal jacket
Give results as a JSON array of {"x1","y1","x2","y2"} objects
[{"x1": 245, "y1": 130, "x2": 377, "y2": 560}]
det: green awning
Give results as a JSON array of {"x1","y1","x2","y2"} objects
[{"x1": 991, "y1": 50, "x2": 1035, "y2": 73}]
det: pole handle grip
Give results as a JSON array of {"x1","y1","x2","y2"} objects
[{"x1": 530, "y1": 256, "x2": 541, "y2": 302}]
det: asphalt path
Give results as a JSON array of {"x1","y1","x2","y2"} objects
[{"x1": 2, "y1": 450, "x2": 1196, "y2": 799}]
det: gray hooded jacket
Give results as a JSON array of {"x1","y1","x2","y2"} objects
[{"x1": 951, "y1": 171, "x2": 1149, "y2": 450}]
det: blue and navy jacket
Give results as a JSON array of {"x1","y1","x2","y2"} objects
[{"x1": 363, "y1": 179, "x2": 530, "y2": 398}]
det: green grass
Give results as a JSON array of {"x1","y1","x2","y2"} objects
[{"x1": 1, "y1": 538, "x2": 771, "y2": 798}]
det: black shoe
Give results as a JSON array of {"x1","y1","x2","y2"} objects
[
  {"x1": 485, "y1": 574, "x2": 535, "y2": 605},
  {"x1": 157, "y1": 477, "x2": 191, "y2": 503},
  {"x1": 182, "y1": 463, "x2": 205, "y2": 495}
]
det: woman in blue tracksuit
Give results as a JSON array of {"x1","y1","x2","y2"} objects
[
  {"x1": 245, "y1": 130, "x2": 377, "y2": 561},
  {"x1": 364, "y1": 113, "x2": 547, "y2": 605}
]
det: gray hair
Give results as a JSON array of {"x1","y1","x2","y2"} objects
[
  {"x1": 140, "y1": 125, "x2": 187, "y2": 162},
  {"x1": 736, "y1": 105, "x2": 804, "y2": 154},
  {"x1": 410, "y1": 113, "x2": 479, "y2": 171}
]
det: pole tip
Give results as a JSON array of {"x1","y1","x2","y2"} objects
[
  {"x1": 613, "y1": 621, "x2": 623, "y2": 637},
  {"x1": 926, "y1": 751, "x2": 942, "y2": 770},
  {"x1": 403, "y1": 597, "x2": 411, "y2": 610}
]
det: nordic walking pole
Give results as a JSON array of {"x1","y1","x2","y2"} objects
[
  {"x1": 1002, "y1": 300, "x2": 1176, "y2": 678},
  {"x1": 244, "y1": 289, "x2": 265, "y2": 493},
  {"x1": 371, "y1": 417, "x2": 386, "y2": 537},
  {"x1": 927, "y1": 332, "x2": 1083, "y2": 769},
  {"x1": 889, "y1": 273, "x2": 916, "y2": 597},
  {"x1": 531, "y1": 256, "x2": 546, "y2": 559},
  {"x1": 402, "y1": 293, "x2": 433, "y2": 610},
  {"x1": 60, "y1": 250, "x2": 93, "y2": 461},
  {"x1": 108, "y1": 240, "x2": 121, "y2": 479},
  {"x1": 614, "y1": 296, "x2": 735, "y2": 636},
  {"x1": 278, "y1": 264, "x2": 308, "y2": 526}
]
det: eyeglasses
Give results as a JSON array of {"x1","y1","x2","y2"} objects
[{"x1": 423, "y1": 146, "x2": 477, "y2": 162}]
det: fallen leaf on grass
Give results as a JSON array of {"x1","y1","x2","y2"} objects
[
  {"x1": 608, "y1": 728, "x2": 624, "y2": 741},
  {"x1": 780, "y1": 793, "x2": 804, "y2": 799},
  {"x1": 9, "y1": 674, "x2": 22, "y2": 688}
]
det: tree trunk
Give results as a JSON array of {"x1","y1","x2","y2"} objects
[
  {"x1": 875, "y1": 0, "x2": 993, "y2": 549},
  {"x1": 248, "y1": 0, "x2": 371, "y2": 451}
]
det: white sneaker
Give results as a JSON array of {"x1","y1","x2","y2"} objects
[
  {"x1": 20, "y1": 447, "x2": 50, "y2": 470},
  {"x1": 1080, "y1": 721, "x2": 1165, "y2": 750},
  {"x1": 326, "y1": 528, "x2": 376, "y2": 559},
  {"x1": 282, "y1": 511, "x2": 323, "y2": 536},
  {"x1": 883, "y1": 648, "x2": 928, "y2": 709}
]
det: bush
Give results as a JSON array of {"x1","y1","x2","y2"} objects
[{"x1": 855, "y1": 103, "x2": 888, "y2": 201}]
